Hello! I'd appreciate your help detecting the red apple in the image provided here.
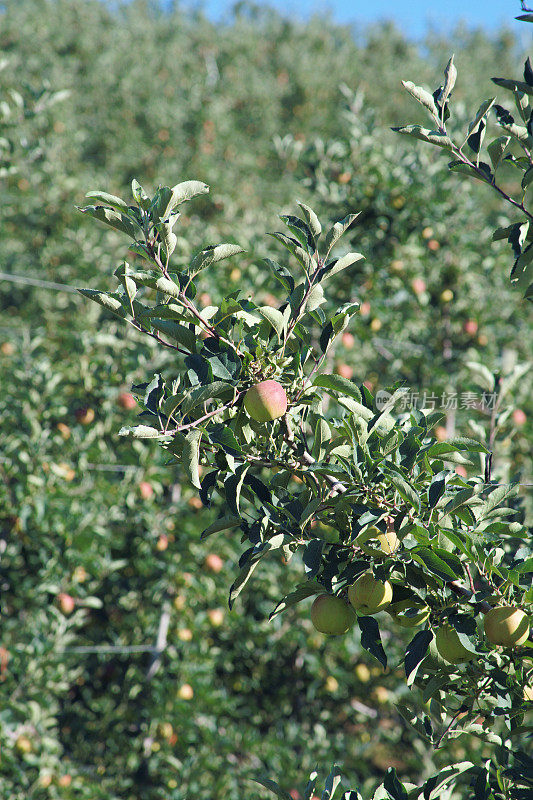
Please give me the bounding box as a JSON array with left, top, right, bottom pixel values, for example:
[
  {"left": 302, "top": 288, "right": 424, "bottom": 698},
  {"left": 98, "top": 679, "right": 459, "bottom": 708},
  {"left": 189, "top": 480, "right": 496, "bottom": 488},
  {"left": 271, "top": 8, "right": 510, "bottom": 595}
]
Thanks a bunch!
[
  {"left": 74, "top": 406, "right": 95, "bottom": 425},
  {"left": 411, "top": 278, "right": 427, "bottom": 295},
  {"left": 341, "top": 332, "right": 355, "bottom": 349},
  {"left": 463, "top": 320, "right": 478, "bottom": 336},
  {"left": 335, "top": 362, "right": 353, "bottom": 380},
  {"left": 117, "top": 392, "right": 137, "bottom": 410},
  {"left": 513, "top": 409, "right": 526, "bottom": 426},
  {"left": 205, "top": 553, "right": 224, "bottom": 574},
  {"left": 244, "top": 380, "right": 287, "bottom": 422},
  {"left": 58, "top": 593, "right": 75, "bottom": 615},
  {"left": 139, "top": 481, "right": 154, "bottom": 500}
]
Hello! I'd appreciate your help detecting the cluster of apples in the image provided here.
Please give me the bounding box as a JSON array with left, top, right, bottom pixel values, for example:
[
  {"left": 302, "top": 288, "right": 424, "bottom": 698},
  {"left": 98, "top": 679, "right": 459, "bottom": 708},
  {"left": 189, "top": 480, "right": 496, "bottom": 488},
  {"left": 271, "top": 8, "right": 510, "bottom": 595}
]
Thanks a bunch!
[{"left": 311, "top": 569, "right": 530, "bottom": 664}]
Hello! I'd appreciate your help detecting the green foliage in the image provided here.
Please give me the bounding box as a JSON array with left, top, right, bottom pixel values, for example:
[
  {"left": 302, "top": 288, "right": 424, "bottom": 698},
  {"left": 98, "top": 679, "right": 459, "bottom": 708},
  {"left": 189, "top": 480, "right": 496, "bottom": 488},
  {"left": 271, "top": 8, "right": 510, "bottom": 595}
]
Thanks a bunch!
[{"left": 1, "top": 2, "right": 532, "bottom": 799}]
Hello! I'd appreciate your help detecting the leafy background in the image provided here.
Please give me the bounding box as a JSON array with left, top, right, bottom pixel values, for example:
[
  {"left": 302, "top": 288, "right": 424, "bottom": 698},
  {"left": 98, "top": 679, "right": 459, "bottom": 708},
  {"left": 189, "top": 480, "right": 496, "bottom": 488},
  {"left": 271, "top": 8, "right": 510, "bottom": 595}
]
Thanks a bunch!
[{"left": 0, "top": 1, "right": 531, "bottom": 798}]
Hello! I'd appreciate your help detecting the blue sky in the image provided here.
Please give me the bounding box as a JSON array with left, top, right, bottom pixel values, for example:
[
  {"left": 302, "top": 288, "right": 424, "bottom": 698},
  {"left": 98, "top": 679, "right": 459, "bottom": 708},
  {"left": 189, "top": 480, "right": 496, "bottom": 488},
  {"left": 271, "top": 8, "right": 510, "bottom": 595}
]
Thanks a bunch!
[{"left": 191, "top": 1, "right": 524, "bottom": 38}]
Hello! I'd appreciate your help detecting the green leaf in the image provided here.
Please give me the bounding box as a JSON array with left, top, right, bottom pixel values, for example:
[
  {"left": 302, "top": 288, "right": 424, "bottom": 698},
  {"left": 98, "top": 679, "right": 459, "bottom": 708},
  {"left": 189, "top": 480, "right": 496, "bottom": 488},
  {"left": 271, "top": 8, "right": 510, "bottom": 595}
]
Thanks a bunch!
[
  {"left": 401, "top": 80, "right": 439, "bottom": 117},
  {"left": 441, "top": 55, "right": 457, "bottom": 106},
  {"left": 77, "top": 205, "right": 139, "bottom": 238},
  {"left": 387, "top": 474, "right": 421, "bottom": 513},
  {"left": 249, "top": 776, "right": 294, "bottom": 800},
  {"left": 391, "top": 125, "right": 453, "bottom": 148},
  {"left": 201, "top": 515, "right": 241, "bottom": 539},
  {"left": 257, "top": 306, "right": 286, "bottom": 340},
  {"left": 182, "top": 428, "right": 202, "bottom": 489},
  {"left": 412, "top": 548, "right": 458, "bottom": 580},
  {"left": 421, "top": 762, "right": 474, "bottom": 800},
  {"left": 321, "top": 252, "right": 364, "bottom": 281},
  {"left": 296, "top": 201, "right": 321, "bottom": 241},
  {"left": 269, "top": 584, "right": 321, "bottom": 619},
  {"left": 85, "top": 190, "right": 130, "bottom": 212},
  {"left": 487, "top": 135, "right": 511, "bottom": 171},
  {"left": 229, "top": 558, "right": 260, "bottom": 609},
  {"left": 383, "top": 768, "right": 408, "bottom": 800},
  {"left": 77, "top": 289, "right": 128, "bottom": 319},
  {"left": 322, "top": 765, "right": 343, "bottom": 800},
  {"left": 189, "top": 243, "right": 245, "bottom": 274},
  {"left": 151, "top": 319, "right": 196, "bottom": 351},
  {"left": 313, "top": 374, "right": 362, "bottom": 402},
  {"left": 405, "top": 630, "right": 433, "bottom": 687},
  {"left": 358, "top": 615, "right": 387, "bottom": 668},
  {"left": 448, "top": 160, "right": 492, "bottom": 182},
  {"left": 131, "top": 178, "right": 151, "bottom": 209},
  {"left": 492, "top": 77, "right": 533, "bottom": 97},
  {"left": 324, "top": 213, "right": 360, "bottom": 256}
]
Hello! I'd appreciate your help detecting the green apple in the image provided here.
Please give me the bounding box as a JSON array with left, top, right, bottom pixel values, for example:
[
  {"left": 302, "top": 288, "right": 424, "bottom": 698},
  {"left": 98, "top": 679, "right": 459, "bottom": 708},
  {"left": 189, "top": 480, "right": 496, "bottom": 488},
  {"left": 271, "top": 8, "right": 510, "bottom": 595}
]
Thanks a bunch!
[
  {"left": 348, "top": 573, "right": 392, "bottom": 615},
  {"left": 244, "top": 380, "right": 287, "bottom": 422},
  {"left": 388, "top": 599, "right": 430, "bottom": 628},
  {"left": 310, "top": 594, "right": 356, "bottom": 635},
  {"left": 435, "top": 624, "right": 475, "bottom": 664},
  {"left": 356, "top": 526, "right": 399, "bottom": 558},
  {"left": 483, "top": 606, "right": 530, "bottom": 647}
]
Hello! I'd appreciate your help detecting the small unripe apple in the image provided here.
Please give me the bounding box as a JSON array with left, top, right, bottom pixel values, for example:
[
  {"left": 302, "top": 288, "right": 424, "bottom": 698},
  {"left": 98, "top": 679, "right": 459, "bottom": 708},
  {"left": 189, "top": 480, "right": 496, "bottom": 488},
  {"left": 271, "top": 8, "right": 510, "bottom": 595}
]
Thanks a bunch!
[
  {"left": 422, "top": 226, "right": 433, "bottom": 239},
  {"left": 75, "top": 406, "right": 95, "bottom": 425},
  {"left": 310, "top": 594, "right": 356, "bottom": 635},
  {"left": 354, "top": 663, "right": 371, "bottom": 683},
  {"left": 173, "top": 594, "right": 186, "bottom": 610},
  {"left": 244, "top": 380, "right": 287, "bottom": 422},
  {"left": 483, "top": 606, "right": 530, "bottom": 647},
  {"left": 435, "top": 624, "right": 475, "bottom": 664},
  {"left": 391, "top": 259, "right": 404, "bottom": 272},
  {"left": 205, "top": 553, "right": 224, "bottom": 573},
  {"left": 348, "top": 573, "right": 392, "bottom": 615},
  {"left": 117, "top": 392, "right": 137, "bottom": 410},
  {"left": 440, "top": 289, "right": 454, "bottom": 303},
  {"left": 356, "top": 526, "right": 400, "bottom": 558},
  {"left": 139, "top": 481, "right": 154, "bottom": 500},
  {"left": 58, "top": 593, "right": 75, "bottom": 615},
  {"left": 0, "top": 341, "right": 15, "bottom": 356},
  {"left": 158, "top": 722, "right": 174, "bottom": 740},
  {"left": 513, "top": 409, "right": 526, "bottom": 426},
  {"left": 178, "top": 628, "right": 193, "bottom": 641},
  {"left": 15, "top": 735, "right": 32, "bottom": 754},
  {"left": 370, "top": 317, "right": 382, "bottom": 332},
  {"left": 56, "top": 422, "right": 71, "bottom": 439},
  {"left": 177, "top": 683, "right": 194, "bottom": 700},
  {"left": 325, "top": 675, "right": 339, "bottom": 692},
  {"left": 39, "top": 774, "right": 53, "bottom": 788},
  {"left": 372, "top": 686, "right": 389, "bottom": 704},
  {"left": 388, "top": 599, "right": 430, "bottom": 628}
]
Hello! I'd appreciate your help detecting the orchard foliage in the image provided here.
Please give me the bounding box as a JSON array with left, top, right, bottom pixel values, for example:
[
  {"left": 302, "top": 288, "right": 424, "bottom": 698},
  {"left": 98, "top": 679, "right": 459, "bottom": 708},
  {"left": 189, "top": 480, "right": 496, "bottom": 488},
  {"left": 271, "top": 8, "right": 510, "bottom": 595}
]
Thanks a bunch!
[{"left": 1, "top": 1, "right": 532, "bottom": 798}]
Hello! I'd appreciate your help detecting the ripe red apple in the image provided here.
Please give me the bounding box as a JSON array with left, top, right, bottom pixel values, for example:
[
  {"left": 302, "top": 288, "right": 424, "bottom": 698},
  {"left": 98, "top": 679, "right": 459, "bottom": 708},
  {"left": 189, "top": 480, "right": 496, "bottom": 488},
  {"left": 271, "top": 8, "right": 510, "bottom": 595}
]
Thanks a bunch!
[
  {"left": 463, "top": 320, "right": 478, "bottom": 336},
  {"left": 74, "top": 406, "right": 95, "bottom": 425},
  {"left": 139, "top": 481, "right": 154, "bottom": 500},
  {"left": 434, "top": 426, "right": 447, "bottom": 442},
  {"left": 360, "top": 301, "right": 371, "bottom": 316},
  {"left": 348, "top": 573, "right": 392, "bottom": 615},
  {"left": 117, "top": 392, "right": 137, "bottom": 410},
  {"left": 435, "top": 624, "right": 474, "bottom": 664},
  {"left": 455, "top": 465, "right": 467, "bottom": 478},
  {"left": 188, "top": 496, "right": 203, "bottom": 510},
  {"left": 58, "top": 775, "right": 72, "bottom": 788},
  {"left": 0, "top": 341, "right": 15, "bottom": 355},
  {"left": 207, "top": 608, "right": 224, "bottom": 627},
  {"left": 156, "top": 534, "right": 168, "bottom": 551},
  {"left": 483, "top": 606, "right": 530, "bottom": 647},
  {"left": 205, "top": 553, "right": 224, "bottom": 574},
  {"left": 513, "top": 409, "right": 526, "bottom": 426},
  {"left": 427, "top": 239, "right": 440, "bottom": 251},
  {"left": 244, "top": 380, "right": 287, "bottom": 422},
  {"left": 310, "top": 594, "right": 356, "bottom": 635},
  {"left": 334, "top": 362, "right": 353, "bottom": 380},
  {"left": 341, "top": 332, "right": 355, "bottom": 349},
  {"left": 411, "top": 278, "right": 427, "bottom": 295},
  {"left": 58, "top": 593, "right": 75, "bottom": 615},
  {"left": 56, "top": 422, "right": 71, "bottom": 440}
]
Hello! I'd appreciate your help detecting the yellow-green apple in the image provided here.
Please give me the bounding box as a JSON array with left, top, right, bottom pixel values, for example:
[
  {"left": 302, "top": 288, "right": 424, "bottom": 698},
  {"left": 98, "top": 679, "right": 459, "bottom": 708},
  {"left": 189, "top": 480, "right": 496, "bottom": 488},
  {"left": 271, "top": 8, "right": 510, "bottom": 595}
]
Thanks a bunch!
[
  {"left": 310, "top": 594, "right": 356, "bottom": 635},
  {"left": 483, "top": 606, "right": 530, "bottom": 647},
  {"left": 435, "top": 624, "right": 475, "bottom": 664},
  {"left": 244, "top": 380, "right": 287, "bottom": 422},
  {"left": 388, "top": 599, "right": 430, "bottom": 628},
  {"left": 356, "top": 526, "right": 399, "bottom": 558},
  {"left": 348, "top": 573, "right": 392, "bottom": 615}
]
